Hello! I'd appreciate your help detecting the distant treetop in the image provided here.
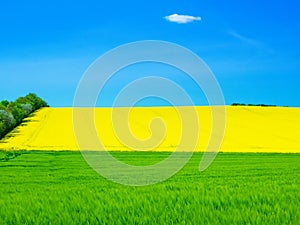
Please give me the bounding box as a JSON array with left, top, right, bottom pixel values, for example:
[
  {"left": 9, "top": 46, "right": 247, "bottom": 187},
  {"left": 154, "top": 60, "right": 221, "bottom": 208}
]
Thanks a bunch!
[{"left": 231, "top": 103, "right": 285, "bottom": 107}]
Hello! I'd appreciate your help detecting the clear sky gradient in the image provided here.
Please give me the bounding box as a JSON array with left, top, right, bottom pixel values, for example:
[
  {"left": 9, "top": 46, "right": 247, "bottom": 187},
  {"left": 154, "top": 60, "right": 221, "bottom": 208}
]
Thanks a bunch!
[{"left": 0, "top": 0, "right": 299, "bottom": 107}]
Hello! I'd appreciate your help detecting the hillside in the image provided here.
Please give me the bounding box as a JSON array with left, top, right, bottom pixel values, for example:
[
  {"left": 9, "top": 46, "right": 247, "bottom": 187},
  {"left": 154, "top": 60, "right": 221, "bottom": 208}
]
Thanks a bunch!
[{"left": 0, "top": 106, "right": 299, "bottom": 152}]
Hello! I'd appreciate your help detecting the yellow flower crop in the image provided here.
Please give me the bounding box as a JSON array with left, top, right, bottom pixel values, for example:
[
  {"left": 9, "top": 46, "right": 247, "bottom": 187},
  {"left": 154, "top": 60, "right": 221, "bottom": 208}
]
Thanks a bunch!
[{"left": 0, "top": 106, "right": 299, "bottom": 152}]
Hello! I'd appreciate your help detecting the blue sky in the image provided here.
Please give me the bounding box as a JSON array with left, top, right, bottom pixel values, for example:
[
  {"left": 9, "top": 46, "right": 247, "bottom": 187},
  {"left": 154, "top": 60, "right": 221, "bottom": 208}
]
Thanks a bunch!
[{"left": 0, "top": 0, "right": 299, "bottom": 107}]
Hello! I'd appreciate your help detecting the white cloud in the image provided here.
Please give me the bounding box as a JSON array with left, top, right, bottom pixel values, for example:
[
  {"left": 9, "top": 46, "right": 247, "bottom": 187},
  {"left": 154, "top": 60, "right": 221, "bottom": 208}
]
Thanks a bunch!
[{"left": 164, "top": 14, "right": 201, "bottom": 24}]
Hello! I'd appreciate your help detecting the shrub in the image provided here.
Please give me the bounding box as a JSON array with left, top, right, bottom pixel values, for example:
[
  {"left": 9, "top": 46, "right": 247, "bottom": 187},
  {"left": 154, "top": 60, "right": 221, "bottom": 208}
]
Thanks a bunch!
[
  {"left": 0, "top": 93, "right": 48, "bottom": 139},
  {"left": 7, "top": 102, "right": 26, "bottom": 125},
  {"left": 16, "top": 93, "right": 48, "bottom": 111},
  {"left": 0, "top": 100, "right": 9, "bottom": 107},
  {"left": 21, "top": 104, "right": 33, "bottom": 115},
  {"left": 0, "top": 120, "right": 6, "bottom": 138},
  {"left": 0, "top": 110, "right": 16, "bottom": 130}
]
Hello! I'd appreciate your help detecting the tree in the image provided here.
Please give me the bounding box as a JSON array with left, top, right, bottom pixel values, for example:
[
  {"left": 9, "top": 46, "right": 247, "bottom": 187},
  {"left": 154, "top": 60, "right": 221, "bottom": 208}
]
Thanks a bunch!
[
  {"left": 16, "top": 93, "right": 48, "bottom": 111},
  {"left": 0, "top": 93, "right": 48, "bottom": 140},
  {"left": 0, "top": 100, "right": 9, "bottom": 107},
  {"left": 21, "top": 104, "right": 33, "bottom": 115},
  {"left": 7, "top": 102, "right": 26, "bottom": 125},
  {"left": 0, "top": 109, "right": 16, "bottom": 130},
  {"left": 0, "top": 120, "right": 6, "bottom": 138},
  {"left": 0, "top": 104, "right": 6, "bottom": 110}
]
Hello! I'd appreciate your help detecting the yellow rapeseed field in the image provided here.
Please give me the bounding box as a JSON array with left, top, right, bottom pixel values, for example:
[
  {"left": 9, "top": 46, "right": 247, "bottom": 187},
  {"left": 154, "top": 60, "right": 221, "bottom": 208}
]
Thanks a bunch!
[{"left": 0, "top": 106, "right": 299, "bottom": 152}]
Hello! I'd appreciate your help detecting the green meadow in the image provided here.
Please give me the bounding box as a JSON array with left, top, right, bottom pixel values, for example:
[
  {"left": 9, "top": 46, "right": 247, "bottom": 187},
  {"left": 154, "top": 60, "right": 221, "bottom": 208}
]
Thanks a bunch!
[{"left": 0, "top": 151, "right": 299, "bottom": 225}]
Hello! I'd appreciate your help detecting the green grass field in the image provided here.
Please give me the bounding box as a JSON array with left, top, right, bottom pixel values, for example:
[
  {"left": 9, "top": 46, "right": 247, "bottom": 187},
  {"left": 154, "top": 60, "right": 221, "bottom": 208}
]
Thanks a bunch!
[{"left": 0, "top": 151, "right": 299, "bottom": 225}]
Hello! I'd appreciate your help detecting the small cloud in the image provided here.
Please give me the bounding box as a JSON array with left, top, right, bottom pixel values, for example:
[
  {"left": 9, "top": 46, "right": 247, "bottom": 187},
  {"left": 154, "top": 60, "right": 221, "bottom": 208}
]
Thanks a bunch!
[{"left": 164, "top": 13, "right": 201, "bottom": 24}]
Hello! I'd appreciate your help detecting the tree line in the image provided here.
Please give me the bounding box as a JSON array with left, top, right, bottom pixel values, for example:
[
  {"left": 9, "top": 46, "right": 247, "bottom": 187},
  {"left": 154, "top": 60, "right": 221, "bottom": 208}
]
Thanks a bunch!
[
  {"left": 0, "top": 93, "right": 48, "bottom": 139},
  {"left": 231, "top": 103, "right": 283, "bottom": 107}
]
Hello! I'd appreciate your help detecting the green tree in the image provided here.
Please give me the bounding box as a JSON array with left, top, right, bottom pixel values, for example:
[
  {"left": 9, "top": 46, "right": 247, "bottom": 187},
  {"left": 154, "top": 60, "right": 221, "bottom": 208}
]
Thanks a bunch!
[
  {"left": 7, "top": 102, "right": 26, "bottom": 125},
  {"left": 21, "top": 104, "right": 33, "bottom": 115},
  {"left": 0, "top": 120, "right": 6, "bottom": 138},
  {"left": 0, "top": 93, "right": 48, "bottom": 140},
  {"left": 16, "top": 93, "right": 48, "bottom": 111},
  {"left": 0, "top": 100, "right": 9, "bottom": 107},
  {"left": 0, "top": 110, "right": 16, "bottom": 130}
]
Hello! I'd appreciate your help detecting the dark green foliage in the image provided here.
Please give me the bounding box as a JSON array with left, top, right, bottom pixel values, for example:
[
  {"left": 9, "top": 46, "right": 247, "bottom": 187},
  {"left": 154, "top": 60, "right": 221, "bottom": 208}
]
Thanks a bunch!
[
  {"left": 0, "top": 100, "right": 9, "bottom": 107},
  {"left": 0, "top": 151, "right": 21, "bottom": 161},
  {"left": 0, "top": 109, "right": 15, "bottom": 139},
  {"left": 0, "top": 110, "right": 16, "bottom": 131},
  {"left": 0, "top": 151, "right": 299, "bottom": 225},
  {"left": 0, "top": 121, "right": 6, "bottom": 137},
  {"left": 231, "top": 103, "right": 284, "bottom": 107},
  {"left": 16, "top": 93, "right": 49, "bottom": 111},
  {"left": 0, "top": 93, "right": 48, "bottom": 139},
  {"left": 7, "top": 102, "right": 26, "bottom": 125},
  {"left": 232, "top": 103, "right": 247, "bottom": 106},
  {"left": 21, "top": 103, "right": 33, "bottom": 115}
]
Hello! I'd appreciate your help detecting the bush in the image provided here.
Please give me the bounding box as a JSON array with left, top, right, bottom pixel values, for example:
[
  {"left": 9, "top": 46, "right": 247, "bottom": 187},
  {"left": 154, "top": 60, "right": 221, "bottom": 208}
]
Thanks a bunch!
[
  {"left": 21, "top": 104, "right": 33, "bottom": 115},
  {"left": 16, "top": 93, "right": 48, "bottom": 111},
  {"left": 7, "top": 102, "right": 26, "bottom": 125},
  {"left": 0, "top": 93, "right": 48, "bottom": 139},
  {"left": 0, "top": 110, "right": 16, "bottom": 131},
  {"left": 0, "top": 100, "right": 9, "bottom": 107},
  {"left": 0, "top": 121, "right": 6, "bottom": 139},
  {"left": 231, "top": 103, "right": 278, "bottom": 107}
]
